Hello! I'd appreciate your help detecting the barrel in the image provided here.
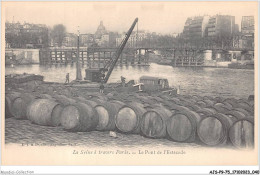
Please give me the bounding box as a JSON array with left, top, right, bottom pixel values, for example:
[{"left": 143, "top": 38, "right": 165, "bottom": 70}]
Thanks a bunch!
[
  {"left": 229, "top": 118, "right": 254, "bottom": 149},
  {"left": 202, "top": 99, "right": 214, "bottom": 107},
  {"left": 35, "top": 84, "right": 49, "bottom": 94},
  {"left": 166, "top": 108, "right": 202, "bottom": 142},
  {"left": 237, "top": 102, "right": 254, "bottom": 115},
  {"left": 248, "top": 95, "right": 254, "bottom": 107},
  {"left": 222, "top": 101, "right": 233, "bottom": 109},
  {"left": 95, "top": 100, "right": 125, "bottom": 131},
  {"left": 46, "top": 85, "right": 56, "bottom": 95},
  {"left": 182, "top": 95, "right": 197, "bottom": 104},
  {"left": 213, "top": 103, "right": 231, "bottom": 114},
  {"left": 225, "top": 110, "right": 246, "bottom": 120},
  {"left": 214, "top": 96, "right": 224, "bottom": 103},
  {"left": 197, "top": 107, "right": 217, "bottom": 116},
  {"left": 192, "top": 95, "right": 203, "bottom": 102},
  {"left": 53, "top": 94, "right": 77, "bottom": 106},
  {"left": 141, "top": 105, "right": 172, "bottom": 138},
  {"left": 11, "top": 93, "right": 37, "bottom": 119},
  {"left": 168, "top": 97, "right": 181, "bottom": 104},
  {"left": 196, "top": 101, "right": 207, "bottom": 108},
  {"left": 223, "top": 98, "right": 238, "bottom": 108},
  {"left": 89, "top": 94, "right": 108, "bottom": 101},
  {"left": 185, "top": 104, "right": 201, "bottom": 112},
  {"left": 177, "top": 99, "right": 194, "bottom": 108},
  {"left": 26, "top": 80, "right": 41, "bottom": 92},
  {"left": 27, "top": 99, "right": 63, "bottom": 126},
  {"left": 60, "top": 102, "right": 98, "bottom": 132},
  {"left": 115, "top": 101, "right": 146, "bottom": 134},
  {"left": 74, "top": 97, "right": 98, "bottom": 108},
  {"left": 5, "top": 92, "right": 22, "bottom": 118},
  {"left": 34, "top": 93, "right": 53, "bottom": 99},
  {"left": 197, "top": 113, "right": 237, "bottom": 146},
  {"left": 203, "top": 96, "right": 214, "bottom": 101},
  {"left": 233, "top": 108, "right": 251, "bottom": 117},
  {"left": 60, "top": 87, "right": 72, "bottom": 97}
]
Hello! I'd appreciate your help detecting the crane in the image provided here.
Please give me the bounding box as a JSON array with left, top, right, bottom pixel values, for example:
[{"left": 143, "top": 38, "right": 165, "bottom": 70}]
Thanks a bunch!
[{"left": 84, "top": 18, "right": 138, "bottom": 83}]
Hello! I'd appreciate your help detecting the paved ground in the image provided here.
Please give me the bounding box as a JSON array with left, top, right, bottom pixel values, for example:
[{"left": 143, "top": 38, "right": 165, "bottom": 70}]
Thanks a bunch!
[{"left": 5, "top": 117, "right": 201, "bottom": 149}]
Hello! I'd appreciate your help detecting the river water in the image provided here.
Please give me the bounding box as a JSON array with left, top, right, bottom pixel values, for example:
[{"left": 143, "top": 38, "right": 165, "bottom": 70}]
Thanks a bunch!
[{"left": 5, "top": 63, "right": 254, "bottom": 99}]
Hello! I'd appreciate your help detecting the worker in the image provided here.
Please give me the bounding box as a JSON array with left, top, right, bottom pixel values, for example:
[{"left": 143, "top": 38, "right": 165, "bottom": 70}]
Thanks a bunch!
[
  {"left": 100, "top": 81, "right": 105, "bottom": 93},
  {"left": 65, "top": 73, "right": 69, "bottom": 84},
  {"left": 121, "top": 76, "right": 126, "bottom": 87}
]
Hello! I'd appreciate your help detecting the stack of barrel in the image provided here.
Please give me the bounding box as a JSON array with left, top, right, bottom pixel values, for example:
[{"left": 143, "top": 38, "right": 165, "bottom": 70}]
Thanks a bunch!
[{"left": 5, "top": 82, "right": 254, "bottom": 149}]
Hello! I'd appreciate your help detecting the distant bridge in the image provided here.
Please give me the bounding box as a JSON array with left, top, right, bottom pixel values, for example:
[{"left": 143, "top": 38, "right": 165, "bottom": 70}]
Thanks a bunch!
[{"left": 39, "top": 46, "right": 254, "bottom": 67}]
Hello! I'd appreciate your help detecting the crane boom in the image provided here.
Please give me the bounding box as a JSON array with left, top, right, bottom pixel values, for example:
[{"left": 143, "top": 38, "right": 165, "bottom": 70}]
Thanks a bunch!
[{"left": 103, "top": 18, "right": 138, "bottom": 83}]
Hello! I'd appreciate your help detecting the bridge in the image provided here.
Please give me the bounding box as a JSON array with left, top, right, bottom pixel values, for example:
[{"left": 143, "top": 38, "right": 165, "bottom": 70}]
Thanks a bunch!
[{"left": 39, "top": 46, "right": 254, "bottom": 67}]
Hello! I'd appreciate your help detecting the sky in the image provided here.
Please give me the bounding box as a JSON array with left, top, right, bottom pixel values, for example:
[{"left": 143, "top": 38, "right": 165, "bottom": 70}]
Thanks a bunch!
[{"left": 3, "top": 1, "right": 258, "bottom": 35}]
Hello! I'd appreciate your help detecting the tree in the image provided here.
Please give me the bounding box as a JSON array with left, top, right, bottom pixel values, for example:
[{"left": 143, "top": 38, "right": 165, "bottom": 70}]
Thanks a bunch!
[{"left": 51, "top": 24, "right": 66, "bottom": 47}]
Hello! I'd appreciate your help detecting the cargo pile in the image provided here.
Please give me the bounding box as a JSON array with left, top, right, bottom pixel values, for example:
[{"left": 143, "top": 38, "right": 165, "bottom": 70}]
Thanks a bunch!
[{"left": 5, "top": 76, "right": 254, "bottom": 149}]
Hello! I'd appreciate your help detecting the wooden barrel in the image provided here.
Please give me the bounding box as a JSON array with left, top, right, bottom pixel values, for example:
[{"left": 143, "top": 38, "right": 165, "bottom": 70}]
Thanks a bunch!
[
  {"left": 34, "top": 93, "right": 53, "bottom": 99},
  {"left": 233, "top": 108, "right": 251, "bottom": 117},
  {"left": 225, "top": 110, "right": 246, "bottom": 120},
  {"left": 177, "top": 99, "right": 194, "bottom": 108},
  {"left": 164, "top": 102, "right": 191, "bottom": 115},
  {"left": 11, "top": 93, "right": 37, "bottom": 119},
  {"left": 26, "top": 80, "right": 41, "bottom": 92},
  {"left": 5, "top": 92, "right": 22, "bottom": 118},
  {"left": 35, "top": 84, "right": 49, "bottom": 94},
  {"left": 141, "top": 105, "right": 172, "bottom": 138},
  {"left": 196, "top": 101, "right": 207, "bottom": 108},
  {"left": 247, "top": 95, "right": 254, "bottom": 107},
  {"left": 237, "top": 102, "right": 254, "bottom": 115},
  {"left": 95, "top": 100, "right": 125, "bottom": 131},
  {"left": 55, "top": 86, "right": 64, "bottom": 95},
  {"left": 46, "top": 85, "right": 56, "bottom": 95},
  {"left": 222, "top": 101, "right": 233, "bottom": 109},
  {"left": 203, "top": 99, "right": 214, "bottom": 107},
  {"left": 115, "top": 101, "right": 146, "bottom": 134},
  {"left": 166, "top": 108, "right": 202, "bottom": 142},
  {"left": 27, "top": 99, "right": 63, "bottom": 126},
  {"left": 214, "top": 96, "right": 224, "bottom": 103},
  {"left": 197, "top": 107, "right": 217, "bottom": 116},
  {"left": 223, "top": 98, "right": 238, "bottom": 108},
  {"left": 203, "top": 96, "right": 214, "bottom": 101},
  {"left": 168, "top": 97, "right": 181, "bottom": 104},
  {"left": 213, "top": 103, "right": 231, "bottom": 114},
  {"left": 89, "top": 94, "right": 108, "bottom": 101},
  {"left": 74, "top": 97, "right": 98, "bottom": 107},
  {"left": 185, "top": 104, "right": 201, "bottom": 112},
  {"left": 53, "top": 94, "right": 77, "bottom": 106},
  {"left": 60, "top": 102, "right": 98, "bottom": 132},
  {"left": 229, "top": 118, "right": 254, "bottom": 149},
  {"left": 182, "top": 95, "right": 197, "bottom": 103},
  {"left": 192, "top": 95, "right": 203, "bottom": 102},
  {"left": 197, "top": 113, "right": 237, "bottom": 146},
  {"left": 60, "top": 87, "right": 72, "bottom": 97}
]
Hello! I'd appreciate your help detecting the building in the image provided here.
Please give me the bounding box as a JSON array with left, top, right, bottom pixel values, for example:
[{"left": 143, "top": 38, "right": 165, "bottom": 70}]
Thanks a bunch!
[
  {"left": 183, "top": 18, "right": 192, "bottom": 40},
  {"left": 182, "top": 16, "right": 210, "bottom": 40},
  {"left": 95, "top": 21, "right": 108, "bottom": 39},
  {"left": 62, "top": 33, "right": 77, "bottom": 47},
  {"left": 207, "top": 15, "right": 236, "bottom": 38},
  {"left": 240, "top": 16, "right": 254, "bottom": 48},
  {"left": 5, "top": 21, "right": 49, "bottom": 48},
  {"left": 115, "top": 30, "right": 148, "bottom": 47},
  {"left": 80, "top": 34, "right": 94, "bottom": 47},
  {"left": 241, "top": 16, "right": 254, "bottom": 36},
  {"left": 190, "top": 16, "right": 210, "bottom": 38},
  {"left": 108, "top": 32, "right": 119, "bottom": 47}
]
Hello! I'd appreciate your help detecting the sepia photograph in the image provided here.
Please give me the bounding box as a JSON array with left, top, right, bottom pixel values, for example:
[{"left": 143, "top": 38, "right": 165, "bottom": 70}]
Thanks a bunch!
[{"left": 1, "top": 1, "right": 259, "bottom": 172}]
